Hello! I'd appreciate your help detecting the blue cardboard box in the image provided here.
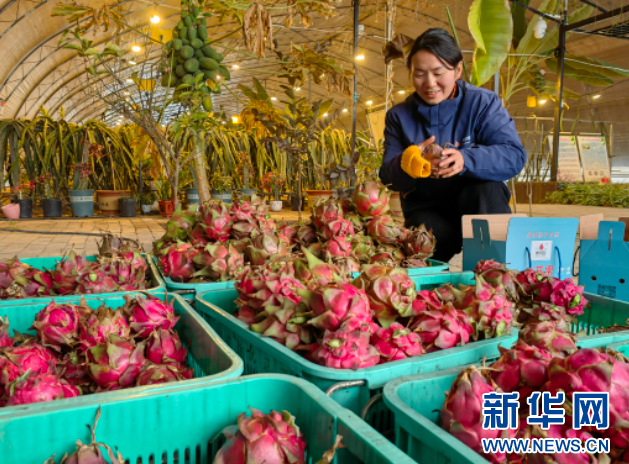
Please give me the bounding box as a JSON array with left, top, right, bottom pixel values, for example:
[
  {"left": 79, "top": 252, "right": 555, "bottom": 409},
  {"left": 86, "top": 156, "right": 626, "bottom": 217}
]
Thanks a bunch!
[
  {"left": 462, "top": 214, "right": 579, "bottom": 279},
  {"left": 579, "top": 214, "right": 629, "bottom": 302}
]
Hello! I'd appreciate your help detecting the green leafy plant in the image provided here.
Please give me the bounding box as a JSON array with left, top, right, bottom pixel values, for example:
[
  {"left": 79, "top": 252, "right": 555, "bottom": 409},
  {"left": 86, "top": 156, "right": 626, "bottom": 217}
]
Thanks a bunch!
[
  {"left": 157, "top": 177, "right": 172, "bottom": 201},
  {"left": 544, "top": 183, "right": 629, "bottom": 208},
  {"left": 260, "top": 172, "right": 285, "bottom": 200},
  {"left": 211, "top": 172, "right": 234, "bottom": 193},
  {"left": 136, "top": 191, "right": 156, "bottom": 205}
]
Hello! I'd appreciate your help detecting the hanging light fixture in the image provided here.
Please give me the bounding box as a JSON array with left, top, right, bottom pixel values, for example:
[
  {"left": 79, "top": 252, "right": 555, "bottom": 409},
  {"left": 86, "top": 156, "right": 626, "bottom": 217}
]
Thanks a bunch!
[
  {"left": 527, "top": 95, "right": 537, "bottom": 108},
  {"left": 150, "top": 14, "right": 160, "bottom": 24},
  {"left": 131, "top": 45, "right": 141, "bottom": 52}
]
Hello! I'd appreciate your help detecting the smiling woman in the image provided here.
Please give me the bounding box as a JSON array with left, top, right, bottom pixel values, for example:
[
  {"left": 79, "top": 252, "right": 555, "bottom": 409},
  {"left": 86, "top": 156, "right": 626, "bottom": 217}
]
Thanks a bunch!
[{"left": 379, "top": 28, "right": 527, "bottom": 263}]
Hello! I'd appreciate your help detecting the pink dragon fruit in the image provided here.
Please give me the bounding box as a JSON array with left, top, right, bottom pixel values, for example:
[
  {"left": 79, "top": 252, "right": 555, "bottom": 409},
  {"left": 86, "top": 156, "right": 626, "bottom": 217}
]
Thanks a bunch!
[
  {"left": 518, "top": 321, "right": 577, "bottom": 358},
  {"left": 517, "top": 301, "right": 575, "bottom": 330},
  {"left": 135, "top": 363, "right": 192, "bottom": 385},
  {"left": 318, "top": 218, "right": 355, "bottom": 241},
  {"left": 441, "top": 365, "right": 517, "bottom": 464},
  {"left": 0, "top": 256, "right": 20, "bottom": 290},
  {"left": 78, "top": 304, "right": 130, "bottom": 350},
  {"left": 87, "top": 334, "right": 146, "bottom": 390},
  {"left": 369, "top": 243, "right": 406, "bottom": 266},
  {"left": 410, "top": 303, "right": 473, "bottom": 351},
  {"left": 296, "top": 223, "right": 317, "bottom": 244},
  {"left": 199, "top": 200, "right": 233, "bottom": 242},
  {"left": 189, "top": 222, "right": 210, "bottom": 246},
  {"left": 124, "top": 294, "right": 179, "bottom": 337},
  {"left": 366, "top": 216, "right": 404, "bottom": 244},
  {"left": 345, "top": 211, "right": 365, "bottom": 233},
  {"left": 31, "top": 301, "right": 80, "bottom": 348},
  {"left": 403, "top": 225, "right": 436, "bottom": 260},
  {"left": 146, "top": 329, "right": 187, "bottom": 364},
  {"left": 230, "top": 194, "right": 268, "bottom": 221},
  {"left": 549, "top": 277, "right": 588, "bottom": 316},
  {"left": 312, "top": 327, "right": 380, "bottom": 369},
  {"left": 5, "top": 372, "right": 79, "bottom": 406},
  {"left": 0, "top": 262, "right": 53, "bottom": 299},
  {"left": 353, "top": 180, "right": 390, "bottom": 217},
  {"left": 192, "top": 243, "right": 245, "bottom": 281},
  {"left": 236, "top": 260, "right": 306, "bottom": 312},
  {"left": 295, "top": 247, "right": 342, "bottom": 287},
  {"left": 351, "top": 235, "right": 375, "bottom": 263},
  {"left": 277, "top": 222, "right": 299, "bottom": 244},
  {"left": 516, "top": 268, "right": 551, "bottom": 301},
  {"left": 371, "top": 322, "right": 423, "bottom": 363},
  {"left": 543, "top": 348, "right": 629, "bottom": 449},
  {"left": 49, "top": 251, "right": 94, "bottom": 295},
  {"left": 312, "top": 198, "right": 344, "bottom": 230},
  {"left": 486, "top": 338, "right": 553, "bottom": 403},
  {"left": 57, "top": 350, "right": 94, "bottom": 391},
  {"left": 248, "top": 298, "right": 315, "bottom": 351},
  {"left": 412, "top": 289, "right": 444, "bottom": 312},
  {"left": 244, "top": 233, "right": 289, "bottom": 266},
  {"left": 0, "top": 315, "right": 13, "bottom": 348},
  {"left": 299, "top": 282, "right": 373, "bottom": 332},
  {"left": 323, "top": 236, "right": 352, "bottom": 259},
  {"left": 162, "top": 204, "right": 197, "bottom": 243},
  {"left": 473, "top": 260, "right": 519, "bottom": 302},
  {"left": 352, "top": 265, "right": 417, "bottom": 328},
  {"left": 213, "top": 407, "right": 307, "bottom": 464},
  {"left": 160, "top": 242, "right": 198, "bottom": 282},
  {"left": 77, "top": 269, "right": 119, "bottom": 294},
  {"left": 0, "top": 342, "right": 57, "bottom": 386},
  {"left": 458, "top": 276, "right": 514, "bottom": 340}
]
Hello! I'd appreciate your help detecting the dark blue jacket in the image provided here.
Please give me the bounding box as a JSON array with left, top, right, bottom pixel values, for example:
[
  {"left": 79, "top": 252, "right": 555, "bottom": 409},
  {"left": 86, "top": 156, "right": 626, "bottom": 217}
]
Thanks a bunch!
[{"left": 379, "top": 81, "right": 526, "bottom": 213}]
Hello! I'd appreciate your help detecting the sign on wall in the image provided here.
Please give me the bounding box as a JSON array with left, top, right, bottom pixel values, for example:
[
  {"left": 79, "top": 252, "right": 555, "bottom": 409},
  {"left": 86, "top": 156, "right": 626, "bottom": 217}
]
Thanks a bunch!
[
  {"left": 577, "top": 135, "right": 611, "bottom": 182},
  {"left": 547, "top": 135, "right": 584, "bottom": 182}
]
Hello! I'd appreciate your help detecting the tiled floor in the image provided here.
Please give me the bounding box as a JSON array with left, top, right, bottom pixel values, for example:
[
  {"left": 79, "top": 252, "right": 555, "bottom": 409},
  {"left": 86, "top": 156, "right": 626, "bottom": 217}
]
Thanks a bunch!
[{"left": 1, "top": 204, "right": 627, "bottom": 272}]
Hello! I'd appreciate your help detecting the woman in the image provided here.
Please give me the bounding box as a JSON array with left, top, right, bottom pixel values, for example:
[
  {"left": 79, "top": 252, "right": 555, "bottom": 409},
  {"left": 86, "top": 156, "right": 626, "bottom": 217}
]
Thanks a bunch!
[{"left": 379, "top": 28, "right": 526, "bottom": 263}]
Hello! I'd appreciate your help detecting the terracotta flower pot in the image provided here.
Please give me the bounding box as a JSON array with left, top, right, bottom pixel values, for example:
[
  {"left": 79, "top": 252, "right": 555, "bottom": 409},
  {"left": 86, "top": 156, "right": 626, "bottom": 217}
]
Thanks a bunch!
[{"left": 158, "top": 200, "right": 174, "bottom": 217}]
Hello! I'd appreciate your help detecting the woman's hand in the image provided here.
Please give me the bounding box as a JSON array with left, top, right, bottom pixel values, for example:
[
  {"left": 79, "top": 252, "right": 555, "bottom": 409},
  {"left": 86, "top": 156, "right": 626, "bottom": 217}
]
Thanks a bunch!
[{"left": 438, "top": 147, "right": 465, "bottom": 178}]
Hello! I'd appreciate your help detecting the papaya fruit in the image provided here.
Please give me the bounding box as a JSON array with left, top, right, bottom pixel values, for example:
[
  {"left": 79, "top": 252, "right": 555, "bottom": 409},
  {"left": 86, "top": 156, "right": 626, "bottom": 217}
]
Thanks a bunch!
[
  {"left": 179, "top": 26, "right": 188, "bottom": 39},
  {"left": 202, "top": 96, "right": 213, "bottom": 111},
  {"left": 184, "top": 58, "right": 199, "bottom": 73},
  {"left": 192, "top": 5, "right": 200, "bottom": 17},
  {"left": 172, "top": 30, "right": 179, "bottom": 38},
  {"left": 182, "top": 74, "right": 195, "bottom": 86},
  {"left": 177, "top": 21, "right": 184, "bottom": 29},
  {"left": 203, "top": 69, "right": 218, "bottom": 80},
  {"left": 200, "top": 85, "right": 210, "bottom": 94},
  {"left": 201, "top": 45, "right": 222, "bottom": 62},
  {"left": 181, "top": 10, "right": 188, "bottom": 17},
  {"left": 197, "top": 24, "right": 208, "bottom": 41},
  {"left": 184, "top": 16, "right": 192, "bottom": 27},
  {"left": 181, "top": 38, "right": 190, "bottom": 46},
  {"left": 161, "top": 73, "right": 177, "bottom": 87},
  {"left": 190, "top": 38, "right": 203, "bottom": 49},
  {"left": 188, "top": 27, "right": 197, "bottom": 41},
  {"left": 177, "top": 56, "right": 185, "bottom": 64},
  {"left": 180, "top": 45, "right": 194, "bottom": 59},
  {"left": 217, "top": 65, "right": 230, "bottom": 81},
  {"left": 194, "top": 49, "right": 204, "bottom": 59},
  {"left": 172, "top": 38, "right": 183, "bottom": 51},
  {"left": 199, "top": 57, "right": 219, "bottom": 70},
  {"left": 175, "top": 64, "right": 186, "bottom": 77}
]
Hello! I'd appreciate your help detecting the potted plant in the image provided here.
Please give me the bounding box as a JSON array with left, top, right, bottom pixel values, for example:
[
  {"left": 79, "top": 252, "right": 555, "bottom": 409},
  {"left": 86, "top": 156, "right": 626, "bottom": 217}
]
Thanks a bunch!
[
  {"left": 118, "top": 193, "right": 137, "bottom": 217},
  {"left": 157, "top": 177, "right": 174, "bottom": 217},
  {"left": 11, "top": 185, "right": 33, "bottom": 218},
  {"left": 137, "top": 192, "right": 155, "bottom": 215},
  {"left": 93, "top": 143, "right": 131, "bottom": 216},
  {"left": 211, "top": 172, "right": 234, "bottom": 204},
  {"left": 236, "top": 151, "right": 256, "bottom": 196},
  {"left": 260, "top": 172, "right": 285, "bottom": 212},
  {"left": 69, "top": 155, "right": 95, "bottom": 218},
  {"left": 36, "top": 172, "right": 63, "bottom": 218}
]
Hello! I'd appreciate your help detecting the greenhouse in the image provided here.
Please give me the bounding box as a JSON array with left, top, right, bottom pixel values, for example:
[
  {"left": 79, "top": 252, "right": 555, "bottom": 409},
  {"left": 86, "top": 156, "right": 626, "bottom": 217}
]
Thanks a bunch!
[{"left": 1, "top": 0, "right": 629, "bottom": 463}]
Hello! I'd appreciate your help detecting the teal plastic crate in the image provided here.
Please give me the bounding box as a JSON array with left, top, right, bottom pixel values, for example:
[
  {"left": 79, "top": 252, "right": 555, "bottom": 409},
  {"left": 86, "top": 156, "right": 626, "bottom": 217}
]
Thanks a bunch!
[
  {"left": 0, "top": 292, "right": 243, "bottom": 416},
  {"left": 0, "top": 374, "right": 418, "bottom": 464},
  {"left": 0, "top": 254, "right": 166, "bottom": 305},
  {"left": 155, "top": 256, "right": 449, "bottom": 295},
  {"left": 383, "top": 334, "right": 629, "bottom": 464},
  {"left": 194, "top": 271, "right": 519, "bottom": 433}
]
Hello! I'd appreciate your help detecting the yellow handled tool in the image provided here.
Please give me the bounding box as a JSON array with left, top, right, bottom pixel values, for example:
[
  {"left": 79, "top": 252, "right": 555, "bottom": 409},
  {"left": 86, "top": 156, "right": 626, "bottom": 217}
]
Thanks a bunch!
[{"left": 400, "top": 145, "right": 431, "bottom": 179}]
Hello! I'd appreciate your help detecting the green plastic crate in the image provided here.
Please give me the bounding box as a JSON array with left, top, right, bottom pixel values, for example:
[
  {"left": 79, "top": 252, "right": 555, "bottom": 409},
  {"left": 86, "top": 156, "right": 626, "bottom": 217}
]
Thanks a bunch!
[
  {"left": 194, "top": 271, "right": 519, "bottom": 432},
  {"left": 0, "top": 374, "right": 418, "bottom": 464},
  {"left": 383, "top": 334, "right": 629, "bottom": 464},
  {"left": 0, "top": 254, "right": 166, "bottom": 305},
  {"left": 0, "top": 292, "right": 243, "bottom": 416},
  {"left": 155, "top": 255, "right": 449, "bottom": 296}
]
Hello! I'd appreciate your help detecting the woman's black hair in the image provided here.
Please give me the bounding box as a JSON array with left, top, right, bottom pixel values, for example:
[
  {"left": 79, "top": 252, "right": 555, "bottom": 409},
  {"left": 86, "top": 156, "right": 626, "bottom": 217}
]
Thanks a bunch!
[{"left": 407, "top": 28, "right": 463, "bottom": 71}]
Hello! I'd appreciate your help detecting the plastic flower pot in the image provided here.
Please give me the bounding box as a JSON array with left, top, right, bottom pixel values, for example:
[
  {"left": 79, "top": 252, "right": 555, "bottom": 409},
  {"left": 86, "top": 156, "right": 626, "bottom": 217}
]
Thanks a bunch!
[
  {"left": 158, "top": 200, "right": 174, "bottom": 217},
  {"left": 1, "top": 203, "right": 20, "bottom": 219},
  {"left": 270, "top": 200, "right": 283, "bottom": 212},
  {"left": 118, "top": 198, "right": 137, "bottom": 217},
  {"left": 186, "top": 189, "right": 199, "bottom": 205},
  {"left": 291, "top": 195, "right": 307, "bottom": 211},
  {"left": 141, "top": 204, "right": 152, "bottom": 214},
  {"left": 96, "top": 190, "right": 131, "bottom": 216},
  {"left": 16, "top": 198, "right": 32, "bottom": 218},
  {"left": 41, "top": 198, "right": 62, "bottom": 218},
  {"left": 69, "top": 189, "right": 94, "bottom": 217},
  {"left": 211, "top": 190, "right": 232, "bottom": 204}
]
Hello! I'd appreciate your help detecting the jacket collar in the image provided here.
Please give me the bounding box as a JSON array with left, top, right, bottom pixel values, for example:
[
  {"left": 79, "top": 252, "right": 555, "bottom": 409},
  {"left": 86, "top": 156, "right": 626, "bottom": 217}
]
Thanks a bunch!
[{"left": 411, "top": 80, "right": 464, "bottom": 128}]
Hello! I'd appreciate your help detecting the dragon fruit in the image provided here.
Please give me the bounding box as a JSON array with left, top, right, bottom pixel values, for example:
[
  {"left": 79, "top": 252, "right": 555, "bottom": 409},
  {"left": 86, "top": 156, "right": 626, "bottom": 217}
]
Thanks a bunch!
[
  {"left": 410, "top": 303, "right": 473, "bottom": 351},
  {"left": 403, "top": 225, "right": 436, "bottom": 260},
  {"left": 517, "top": 301, "right": 574, "bottom": 330},
  {"left": 0, "top": 261, "right": 53, "bottom": 299},
  {"left": 0, "top": 315, "right": 13, "bottom": 348},
  {"left": 353, "top": 180, "right": 390, "bottom": 217},
  {"left": 77, "top": 269, "right": 119, "bottom": 294},
  {"left": 296, "top": 223, "right": 317, "bottom": 244},
  {"left": 312, "top": 198, "right": 344, "bottom": 230},
  {"left": 352, "top": 265, "right": 417, "bottom": 328},
  {"left": 516, "top": 268, "right": 547, "bottom": 296},
  {"left": 255, "top": 215, "right": 277, "bottom": 235},
  {"left": 474, "top": 260, "right": 519, "bottom": 301},
  {"left": 160, "top": 241, "right": 197, "bottom": 282},
  {"left": 5, "top": 372, "right": 79, "bottom": 406},
  {"left": 441, "top": 365, "right": 517, "bottom": 464},
  {"left": 136, "top": 363, "right": 192, "bottom": 386},
  {"left": 163, "top": 204, "right": 197, "bottom": 242},
  {"left": 369, "top": 243, "right": 405, "bottom": 265},
  {"left": 371, "top": 322, "right": 423, "bottom": 363},
  {"left": 244, "top": 233, "right": 289, "bottom": 266},
  {"left": 31, "top": 301, "right": 80, "bottom": 348},
  {"left": 49, "top": 251, "right": 94, "bottom": 295},
  {"left": 249, "top": 298, "right": 315, "bottom": 351},
  {"left": 192, "top": 243, "right": 245, "bottom": 281},
  {"left": 366, "top": 215, "right": 404, "bottom": 244},
  {"left": 518, "top": 321, "right": 577, "bottom": 358},
  {"left": 189, "top": 222, "right": 210, "bottom": 246},
  {"left": 299, "top": 282, "right": 372, "bottom": 332},
  {"left": 103, "top": 251, "right": 148, "bottom": 289},
  {"left": 318, "top": 218, "right": 354, "bottom": 241},
  {"left": 213, "top": 407, "right": 307, "bottom": 464},
  {"left": 323, "top": 236, "right": 352, "bottom": 259},
  {"left": 87, "top": 334, "right": 146, "bottom": 390},
  {"left": 295, "top": 247, "right": 342, "bottom": 287},
  {"left": 124, "top": 294, "right": 179, "bottom": 337},
  {"left": 0, "top": 256, "right": 20, "bottom": 290},
  {"left": 277, "top": 222, "right": 299, "bottom": 244},
  {"left": 345, "top": 211, "right": 365, "bottom": 233},
  {"left": 351, "top": 234, "right": 375, "bottom": 263},
  {"left": 230, "top": 194, "right": 267, "bottom": 222},
  {"left": 0, "top": 342, "right": 57, "bottom": 386},
  {"left": 78, "top": 304, "right": 130, "bottom": 350},
  {"left": 305, "top": 241, "right": 324, "bottom": 259},
  {"left": 413, "top": 289, "right": 444, "bottom": 312},
  {"left": 543, "top": 348, "right": 629, "bottom": 449},
  {"left": 486, "top": 339, "right": 553, "bottom": 402},
  {"left": 236, "top": 260, "right": 306, "bottom": 312},
  {"left": 231, "top": 218, "right": 258, "bottom": 240},
  {"left": 146, "top": 329, "right": 187, "bottom": 364},
  {"left": 312, "top": 327, "right": 380, "bottom": 369},
  {"left": 549, "top": 277, "right": 588, "bottom": 316},
  {"left": 458, "top": 276, "right": 514, "bottom": 340},
  {"left": 57, "top": 350, "right": 94, "bottom": 391},
  {"left": 199, "top": 200, "right": 233, "bottom": 242},
  {"left": 333, "top": 256, "right": 361, "bottom": 276}
]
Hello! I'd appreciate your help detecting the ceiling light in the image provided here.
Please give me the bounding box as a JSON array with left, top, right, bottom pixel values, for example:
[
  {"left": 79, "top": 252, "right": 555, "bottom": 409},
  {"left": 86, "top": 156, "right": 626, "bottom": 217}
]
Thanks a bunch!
[
  {"left": 216, "top": 75, "right": 221, "bottom": 80},
  {"left": 221, "top": 121, "right": 226, "bottom": 125},
  {"left": 129, "top": 61, "right": 137, "bottom": 65},
  {"left": 271, "top": 97, "right": 277, "bottom": 101},
  {"left": 126, "top": 78, "right": 133, "bottom": 84},
  {"left": 231, "top": 115, "right": 239, "bottom": 124},
  {"left": 539, "top": 99, "right": 547, "bottom": 104},
  {"left": 592, "top": 94, "right": 601, "bottom": 99},
  {"left": 366, "top": 100, "right": 373, "bottom": 106},
  {"left": 131, "top": 45, "right": 141, "bottom": 52},
  {"left": 321, "top": 74, "right": 324, "bottom": 78},
  {"left": 150, "top": 15, "right": 160, "bottom": 24},
  {"left": 322, "top": 113, "right": 328, "bottom": 117},
  {"left": 355, "top": 54, "right": 365, "bottom": 60},
  {"left": 232, "top": 64, "right": 239, "bottom": 69},
  {"left": 124, "top": 91, "right": 130, "bottom": 95},
  {"left": 398, "top": 90, "right": 405, "bottom": 94},
  {"left": 294, "top": 87, "right": 301, "bottom": 91},
  {"left": 342, "top": 108, "right": 348, "bottom": 113}
]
